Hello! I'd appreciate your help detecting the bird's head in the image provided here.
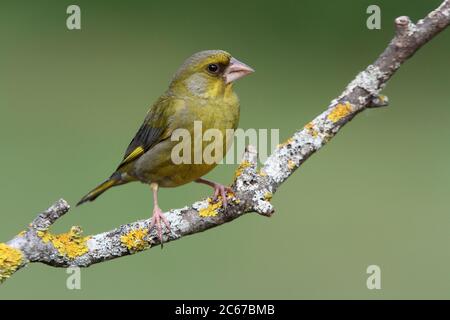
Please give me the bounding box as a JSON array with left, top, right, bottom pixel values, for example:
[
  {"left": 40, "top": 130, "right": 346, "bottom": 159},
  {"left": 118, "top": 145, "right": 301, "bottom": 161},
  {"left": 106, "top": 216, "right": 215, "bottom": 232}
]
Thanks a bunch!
[{"left": 169, "top": 50, "right": 254, "bottom": 98}]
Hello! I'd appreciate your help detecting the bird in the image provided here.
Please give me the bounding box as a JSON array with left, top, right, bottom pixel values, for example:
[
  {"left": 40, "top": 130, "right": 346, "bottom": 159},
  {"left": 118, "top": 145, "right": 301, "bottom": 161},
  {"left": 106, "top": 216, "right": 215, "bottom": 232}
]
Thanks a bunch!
[{"left": 77, "top": 50, "right": 254, "bottom": 243}]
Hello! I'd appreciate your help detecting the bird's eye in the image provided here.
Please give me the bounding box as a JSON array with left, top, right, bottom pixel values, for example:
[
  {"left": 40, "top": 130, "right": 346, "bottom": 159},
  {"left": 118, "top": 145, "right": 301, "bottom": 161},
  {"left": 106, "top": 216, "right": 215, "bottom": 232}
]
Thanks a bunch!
[{"left": 207, "top": 63, "right": 220, "bottom": 74}]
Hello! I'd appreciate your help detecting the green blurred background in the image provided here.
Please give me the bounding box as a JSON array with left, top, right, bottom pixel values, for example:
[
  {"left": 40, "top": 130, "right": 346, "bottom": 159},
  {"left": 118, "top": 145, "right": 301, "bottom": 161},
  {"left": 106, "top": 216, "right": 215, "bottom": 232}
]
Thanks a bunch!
[{"left": 1, "top": 0, "right": 449, "bottom": 299}]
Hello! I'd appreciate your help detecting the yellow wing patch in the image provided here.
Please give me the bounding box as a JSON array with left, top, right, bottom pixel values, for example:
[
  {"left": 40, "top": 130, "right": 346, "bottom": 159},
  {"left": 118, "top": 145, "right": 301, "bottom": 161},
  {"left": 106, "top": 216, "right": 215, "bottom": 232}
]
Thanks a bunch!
[{"left": 120, "top": 146, "right": 144, "bottom": 167}]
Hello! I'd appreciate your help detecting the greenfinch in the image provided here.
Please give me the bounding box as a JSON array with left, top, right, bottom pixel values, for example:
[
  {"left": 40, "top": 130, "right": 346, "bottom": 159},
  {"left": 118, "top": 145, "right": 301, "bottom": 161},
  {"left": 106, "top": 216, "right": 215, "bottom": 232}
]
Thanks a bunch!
[{"left": 77, "top": 50, "right": 254, "bottom": 242}]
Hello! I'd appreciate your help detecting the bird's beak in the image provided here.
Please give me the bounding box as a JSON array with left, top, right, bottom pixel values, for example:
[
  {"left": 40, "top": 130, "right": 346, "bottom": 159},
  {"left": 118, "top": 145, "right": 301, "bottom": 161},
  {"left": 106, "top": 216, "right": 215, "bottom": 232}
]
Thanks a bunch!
[{"left": 224, "top": 57, "right": 255, "bottom": 84}]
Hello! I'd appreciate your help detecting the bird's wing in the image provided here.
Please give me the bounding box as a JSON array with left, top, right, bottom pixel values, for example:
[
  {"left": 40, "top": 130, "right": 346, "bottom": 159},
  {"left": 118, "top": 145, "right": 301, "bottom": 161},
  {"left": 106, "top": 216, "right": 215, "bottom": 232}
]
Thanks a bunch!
[
  {"left": 117, "top": 126, "right": 165, "bottom": 170},
  {"left": 116, "top": 96, "right": 179, "bottom": 170}
]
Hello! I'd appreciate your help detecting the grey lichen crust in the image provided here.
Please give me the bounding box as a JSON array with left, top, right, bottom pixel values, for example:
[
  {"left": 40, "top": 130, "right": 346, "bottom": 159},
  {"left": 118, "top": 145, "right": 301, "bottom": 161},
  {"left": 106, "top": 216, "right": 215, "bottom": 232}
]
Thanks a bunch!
[{"left": 1, "top": 0, "right": 450, "bottom": 283}]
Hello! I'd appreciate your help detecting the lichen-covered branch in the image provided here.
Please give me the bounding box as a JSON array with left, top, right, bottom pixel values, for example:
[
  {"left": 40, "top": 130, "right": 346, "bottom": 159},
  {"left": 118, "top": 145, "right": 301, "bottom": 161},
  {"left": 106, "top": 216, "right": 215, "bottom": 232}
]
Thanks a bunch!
[{"left": 1, "top": 0, "right": 449, "bottom": 284}]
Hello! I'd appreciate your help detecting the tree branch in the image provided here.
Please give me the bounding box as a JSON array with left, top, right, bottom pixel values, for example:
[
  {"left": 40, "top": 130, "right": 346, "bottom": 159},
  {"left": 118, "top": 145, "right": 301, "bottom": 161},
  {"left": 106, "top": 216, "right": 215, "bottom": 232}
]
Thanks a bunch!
[{"left": 1, "top": 0, "right": 449, "bottom": 283}]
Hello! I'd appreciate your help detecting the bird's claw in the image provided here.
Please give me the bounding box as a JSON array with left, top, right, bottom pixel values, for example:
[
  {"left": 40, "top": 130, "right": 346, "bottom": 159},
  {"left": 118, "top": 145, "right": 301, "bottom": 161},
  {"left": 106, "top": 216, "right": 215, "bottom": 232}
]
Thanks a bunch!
[
  {"left": 211, "top": 184, "right": 234, "bottom": 208},
  {"left": 149, "top": 206, "right": 171, "bottom": 248}
]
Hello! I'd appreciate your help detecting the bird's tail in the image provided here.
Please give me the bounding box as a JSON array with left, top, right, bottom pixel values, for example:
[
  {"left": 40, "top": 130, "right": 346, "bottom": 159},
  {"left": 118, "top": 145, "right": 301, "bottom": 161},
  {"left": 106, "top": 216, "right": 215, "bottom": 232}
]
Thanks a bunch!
[{"left": 77, "top": 175, "right": 120, "bottom": 206}]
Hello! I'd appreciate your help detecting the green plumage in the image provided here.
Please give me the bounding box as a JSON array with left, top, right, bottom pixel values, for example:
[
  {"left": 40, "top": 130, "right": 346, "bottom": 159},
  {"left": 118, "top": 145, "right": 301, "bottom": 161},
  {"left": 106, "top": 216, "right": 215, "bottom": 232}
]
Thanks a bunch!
[{"left": 77, "top": 50, "right": 247, "bottom": 206}]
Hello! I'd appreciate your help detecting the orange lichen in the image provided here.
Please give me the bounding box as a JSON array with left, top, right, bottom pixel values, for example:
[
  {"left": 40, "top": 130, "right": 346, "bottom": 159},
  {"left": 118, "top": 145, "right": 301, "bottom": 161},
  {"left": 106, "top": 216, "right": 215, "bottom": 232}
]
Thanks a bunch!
[
  {"left": 37, "top": 226, "right": 90, "bottom": 259},
  {"left": 327, "top": 102, "right": 353, "bottom": 122},
  {"left": 0, "top": 243, "right": 23, "bottom": 282},
  {"left": 120, "top": 228, "right": 149, "bottom": 251}
]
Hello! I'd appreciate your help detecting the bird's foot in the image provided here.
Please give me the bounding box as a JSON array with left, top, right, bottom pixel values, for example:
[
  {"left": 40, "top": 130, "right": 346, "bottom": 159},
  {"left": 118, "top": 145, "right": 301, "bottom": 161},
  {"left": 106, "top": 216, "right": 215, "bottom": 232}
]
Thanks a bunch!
[
  {"left": 211, "top": 183, "right": 234, "bottom": 208},
  {"left": 149, "top": 206, "right": 171, "bottom": 247},
  {"left": 195, "top": 178, "right": 235, "bottom": 208}
]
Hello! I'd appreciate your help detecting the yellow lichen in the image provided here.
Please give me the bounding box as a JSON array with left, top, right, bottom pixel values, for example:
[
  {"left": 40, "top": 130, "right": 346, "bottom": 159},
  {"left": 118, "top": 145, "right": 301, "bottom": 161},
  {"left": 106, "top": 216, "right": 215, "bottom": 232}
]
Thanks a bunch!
[
  {"left": 258, "top": 169, "right": 267, "bottom": 177},
  {"left": 264, "top": 192, "right": 273, "bottom": 202},
  {"left": 327, "top": 102, "right": 352, "bottom": 122},
  {"left": 234, "top": 160, "right": 251, "bottom": 178},
  {"left": 287, "top": 160, "right": 296, "bottom": 170},
  {"left": 199, "top": 199, "right": 223, "bottom": 217},
  {"left": 304, "top": 122, "right": 318, "bottom": 137},
  {"left": 277, "top": 138, "right": 294, "bottom": 149},
  {"left": 226, "top": 191, "right": 240, "bottom": 204},
  {"left": 120, "top": 228, "right": 149, "bottom": 251},
  {"left": 37, "top": 226, "right": 90, "bottom": 259},
  {"left": 17, "top": 230, "right": 26, "bottom": 237},
  {"left": 0, "top": 243, "right": 23, "bottom": 282}
]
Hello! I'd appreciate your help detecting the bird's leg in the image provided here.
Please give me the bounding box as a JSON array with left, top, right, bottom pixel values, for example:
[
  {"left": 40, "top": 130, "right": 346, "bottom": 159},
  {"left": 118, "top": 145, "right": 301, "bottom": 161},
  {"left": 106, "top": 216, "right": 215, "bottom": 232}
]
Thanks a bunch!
[
  {"left": 149, "top": 182, "right": 171, "bottom": 247},
  {"left": 195, "top": 178, "right": 234, "bottom": 208}
]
